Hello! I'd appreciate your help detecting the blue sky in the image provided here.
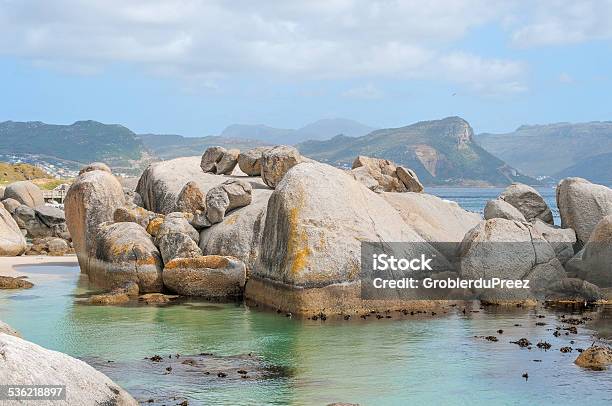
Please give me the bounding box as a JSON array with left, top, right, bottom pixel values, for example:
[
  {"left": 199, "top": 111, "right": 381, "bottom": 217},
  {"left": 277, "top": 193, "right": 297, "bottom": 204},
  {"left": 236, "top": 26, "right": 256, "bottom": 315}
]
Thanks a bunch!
[{"left": 1, "top": 0, "right": 612, "bottom": 136}]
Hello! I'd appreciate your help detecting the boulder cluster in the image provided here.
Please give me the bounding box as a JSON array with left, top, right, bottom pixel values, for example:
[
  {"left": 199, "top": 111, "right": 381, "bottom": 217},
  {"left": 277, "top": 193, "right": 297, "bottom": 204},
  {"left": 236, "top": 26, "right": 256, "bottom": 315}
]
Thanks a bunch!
[
  {"left": 0, "top": 144, "right": 607, "bottom": 315},
  {"left": 0, "top": 181, "right": 72, "bottom": 256}
]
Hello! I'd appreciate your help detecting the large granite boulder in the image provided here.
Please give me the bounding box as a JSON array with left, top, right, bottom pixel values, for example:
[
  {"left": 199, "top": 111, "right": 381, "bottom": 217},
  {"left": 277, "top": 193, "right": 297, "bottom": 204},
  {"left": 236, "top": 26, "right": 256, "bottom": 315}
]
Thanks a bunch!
[
  {"left": 90, "top": 222, "right": 163, "bottom": 292},
  {"left": 162, "top": 255, "right": 246, "bottom": 298},
  {"left": 556, "top": 178, "right": 612, "bottom": 246},
  {"left": 79, "top": 162, "right": 112, "bottom": 175},
  {"left": 113, "top": 205, "right": 160, "bottom": 230},
  {"left": 351, "top": 156, "right": 406, "bottom": 193},
  {"left": 0, "top": 334, "right": 137, "bottom": 405},
  {"left": 1, "top": 198, "right": 21, "bottom": 214},
  {"left": 4, "top": 181, "right": 44, "bottom": 208},
  {"left": 396, "top": 166, "right": 424, "bottom": 193},
  {"left": 65, "top": 170, "right": 126, "bottom": 273},
  {"left": 206, "top": 179, "right": 252, "bottom": 224},
  {"left": 176, "top": 181, "right": 206, "bottom": 214},
  {"left": 155, "top": 215, "right": 202, "bottom": 264},
  {"left": 545, "top": 278, "right": 602, "bottom": 303},
  {"left": 200, "top": 189, "right": 272, "bottom": 272},
  {"left": 247, "top": 162, "right": 446, "bottom": 314},
  {"left": 458, "top": 218, "right": 566, "bottom": 300},
  {"left": 136, "top": 156, "right": 267, "bottom": 214},
  {"left": 532, "top": 219, "right": 576, "bottom": 264},
  {"left": 573, "top": 215, "right": 612, "bottom": 287},
  {"left": 484, "top": 199, "right": 526, "bottom": 222},
  {"left": 383, "top": 192, "right": 481, "bottom": 258},
  {"left": 260, "top": 145, "right": 305, "bottom": 188},
  {"left": 500, "top": 183, "right": 553, "bottom": 224},
  {"left": 200, "top": 146, "right": 239, "bottom": 175},
  {"left": 238, "top": 147, "right": 270, "bottom": 176},
  {"left": 0, "top": 205, "right": 27, "bottom": 256},
  {"left": 14, "top": 204, "right": 69, "bottom": 240}
]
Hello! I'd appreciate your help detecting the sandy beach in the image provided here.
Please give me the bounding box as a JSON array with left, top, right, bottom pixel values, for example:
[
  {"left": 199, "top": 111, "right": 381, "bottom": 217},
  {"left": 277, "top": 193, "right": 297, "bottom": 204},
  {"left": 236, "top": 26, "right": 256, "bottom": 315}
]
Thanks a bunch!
[{"left": 0, "top": 255, "right": 79, "bottom": 279}]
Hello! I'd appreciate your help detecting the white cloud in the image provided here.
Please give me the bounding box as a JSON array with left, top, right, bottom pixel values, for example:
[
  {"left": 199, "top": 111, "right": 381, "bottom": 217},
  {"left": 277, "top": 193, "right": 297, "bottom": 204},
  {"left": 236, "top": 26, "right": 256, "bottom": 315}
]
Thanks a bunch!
[
  {"left": 0, "top": 0, "right": 526, "bottom": 94},
  {"left": 510, "top": 0, "right": 612, "bottom": 47}
]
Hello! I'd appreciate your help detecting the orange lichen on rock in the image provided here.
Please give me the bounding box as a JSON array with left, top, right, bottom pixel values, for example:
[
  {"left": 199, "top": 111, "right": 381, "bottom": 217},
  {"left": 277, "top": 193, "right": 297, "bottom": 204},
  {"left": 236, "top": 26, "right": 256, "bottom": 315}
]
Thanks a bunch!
[{"left": 164, "top": 255, "right": 230, "bottom": 270}]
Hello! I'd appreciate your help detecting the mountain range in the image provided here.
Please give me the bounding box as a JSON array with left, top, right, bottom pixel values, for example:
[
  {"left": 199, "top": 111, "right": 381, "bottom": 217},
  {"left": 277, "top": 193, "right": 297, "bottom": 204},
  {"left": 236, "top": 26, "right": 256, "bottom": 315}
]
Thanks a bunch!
[
  {"left": 475, "top": 122, "right": 612, "bottom": 184},
  {"left": 1, "top": 117, "right": 610, "bottom": 186},
  {"left": 298, "top": 117, "right": 535, "bottom": 186},
  {"left": 220, "top": 118, "right": 377, "bottom": 144}
]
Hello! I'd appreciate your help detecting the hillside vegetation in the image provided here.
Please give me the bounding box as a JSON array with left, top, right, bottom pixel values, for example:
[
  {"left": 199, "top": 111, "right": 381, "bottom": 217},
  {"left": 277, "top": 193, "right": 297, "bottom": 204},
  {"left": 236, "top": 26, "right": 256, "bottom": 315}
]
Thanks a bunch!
[
  {"left": 298, "top": 117, "right": 537, "bottom": 186},
  {"left": 0, "top": 162, "right": 51, "bottom": 184}
]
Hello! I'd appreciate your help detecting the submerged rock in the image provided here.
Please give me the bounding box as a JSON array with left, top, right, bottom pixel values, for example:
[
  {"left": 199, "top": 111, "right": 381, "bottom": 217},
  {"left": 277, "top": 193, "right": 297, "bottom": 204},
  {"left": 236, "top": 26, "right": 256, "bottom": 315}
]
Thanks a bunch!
[
  {"left": 0, "top": 276, "right": 33, "bottom": 289},
  {"left": 556, "top": 177, "right": 612, "bottom": 246},
  {"left": 0, "top": 334, "right": 137, "bottom": 405},
  {"left": 162, "top": 255, "right": 246, "bottom": 298},
  {"left": 0, "top": 205, "right": 27, "bottom": 256},
  {"left": 4, "top": 181, "right": 44, "bottom": 208},
  {"left": 574, "top": 346, "right": 612, "bottom": 370},
  {"left": 500, "top": 183, "right": 553, "bottom": 224},
  {"left": 484, "top": 199, "right": 526, "bottom": 222}
]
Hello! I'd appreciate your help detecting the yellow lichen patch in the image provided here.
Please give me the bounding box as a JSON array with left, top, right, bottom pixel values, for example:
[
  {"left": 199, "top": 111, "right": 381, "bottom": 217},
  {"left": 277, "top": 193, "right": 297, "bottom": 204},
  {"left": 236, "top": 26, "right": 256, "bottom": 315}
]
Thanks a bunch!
[
  {"left": 136, "top": 256, "right": 158, "bottom": 266},
  {"left": 146, "top": 217, "right": 164, "bottom": 236},
  {"left": 287, "top": 206, "right": 310, "bottom": 275},
  {"left": 224, "top": 214, "right": 239, "bottom": 225},
  {"left": 165, "top": 255, "right": 230, "bottom": 270}
]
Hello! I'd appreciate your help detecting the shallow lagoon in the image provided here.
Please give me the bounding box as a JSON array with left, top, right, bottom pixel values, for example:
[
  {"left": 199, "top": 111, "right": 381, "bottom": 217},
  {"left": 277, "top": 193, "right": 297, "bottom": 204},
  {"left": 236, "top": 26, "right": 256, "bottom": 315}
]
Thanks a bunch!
[{"left": 1, "top": 264, "right": 610, "bottom": 405}]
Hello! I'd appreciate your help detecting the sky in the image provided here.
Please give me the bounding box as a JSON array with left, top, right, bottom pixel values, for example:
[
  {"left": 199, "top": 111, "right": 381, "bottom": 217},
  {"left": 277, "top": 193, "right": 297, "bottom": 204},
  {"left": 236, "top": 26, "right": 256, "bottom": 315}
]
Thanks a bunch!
[{"left": 1, "top": 0, "right": 612, "bottom": 136}]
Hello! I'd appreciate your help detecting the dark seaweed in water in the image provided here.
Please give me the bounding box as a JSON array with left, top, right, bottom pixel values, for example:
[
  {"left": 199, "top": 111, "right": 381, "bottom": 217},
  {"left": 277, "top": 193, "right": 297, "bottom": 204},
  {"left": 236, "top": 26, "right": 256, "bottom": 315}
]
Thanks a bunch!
[{"left": 83, "top": 352, "right": 293, "bottom": 405}]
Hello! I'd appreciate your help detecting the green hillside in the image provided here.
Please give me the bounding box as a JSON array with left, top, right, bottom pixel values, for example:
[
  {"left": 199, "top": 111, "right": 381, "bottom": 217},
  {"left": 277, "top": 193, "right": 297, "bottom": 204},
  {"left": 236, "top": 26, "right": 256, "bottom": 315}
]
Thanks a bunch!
[
  {"left": 137, "top": 134, "right": 265, "bottom": 160},
  {"left": 298, "top": 117, "right": 537, "bottom": 186},
  {"left": 0, "top": 120, "right": 145, "bottom": 167}
]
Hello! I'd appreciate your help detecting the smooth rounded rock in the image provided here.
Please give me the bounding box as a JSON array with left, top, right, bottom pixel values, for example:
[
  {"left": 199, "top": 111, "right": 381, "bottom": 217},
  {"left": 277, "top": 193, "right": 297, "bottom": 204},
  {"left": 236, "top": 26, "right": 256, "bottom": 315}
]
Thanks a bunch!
[{"left": 4, "top": 181, "right": 44, "bottom": 208}]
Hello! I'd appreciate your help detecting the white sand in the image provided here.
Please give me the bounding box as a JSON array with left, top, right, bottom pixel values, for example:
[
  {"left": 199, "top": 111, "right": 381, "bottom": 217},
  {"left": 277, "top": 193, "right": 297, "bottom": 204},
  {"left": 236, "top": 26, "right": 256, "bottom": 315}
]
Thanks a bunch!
[{"left": 0, "top": 255, "right": 79, "bottom": 278}]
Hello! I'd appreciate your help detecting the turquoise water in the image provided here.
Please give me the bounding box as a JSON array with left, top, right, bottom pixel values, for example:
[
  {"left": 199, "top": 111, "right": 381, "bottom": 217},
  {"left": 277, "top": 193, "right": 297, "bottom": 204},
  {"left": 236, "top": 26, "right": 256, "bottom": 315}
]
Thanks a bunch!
[
  {"left": 429, "top": 187, "right": 560, "bottom": 224},
  {"left": 1, "top": 264, "right": 610, "bottom": 405}
]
